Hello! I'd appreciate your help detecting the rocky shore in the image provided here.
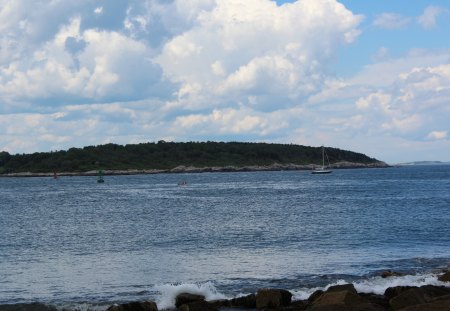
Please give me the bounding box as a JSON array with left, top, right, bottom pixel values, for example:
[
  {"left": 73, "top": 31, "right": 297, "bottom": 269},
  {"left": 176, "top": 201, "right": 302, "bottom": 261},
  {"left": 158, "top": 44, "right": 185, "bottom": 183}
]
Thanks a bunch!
[
  {"left": 3, "top": 271, "right": 449, "bottom": 311},
  {"left": 102, "top": 270, "right": 450, "bottom": 311},
  {"left": 0, "top": 161, "right": 389, "bottom": 178}
]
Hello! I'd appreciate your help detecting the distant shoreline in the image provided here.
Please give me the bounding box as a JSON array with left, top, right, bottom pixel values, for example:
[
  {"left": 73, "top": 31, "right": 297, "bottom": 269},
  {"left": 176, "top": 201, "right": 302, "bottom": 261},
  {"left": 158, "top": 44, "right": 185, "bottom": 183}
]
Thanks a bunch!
[{"left": 0, "top": 161, "right": 389, "bottom": 177}]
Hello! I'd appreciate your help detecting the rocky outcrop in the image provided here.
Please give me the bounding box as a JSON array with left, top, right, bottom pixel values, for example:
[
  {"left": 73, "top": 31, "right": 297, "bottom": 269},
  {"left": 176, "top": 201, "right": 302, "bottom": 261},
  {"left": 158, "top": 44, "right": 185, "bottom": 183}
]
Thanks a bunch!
[{"left": 103, "top": 283, "right": 450, "bottom": 311}]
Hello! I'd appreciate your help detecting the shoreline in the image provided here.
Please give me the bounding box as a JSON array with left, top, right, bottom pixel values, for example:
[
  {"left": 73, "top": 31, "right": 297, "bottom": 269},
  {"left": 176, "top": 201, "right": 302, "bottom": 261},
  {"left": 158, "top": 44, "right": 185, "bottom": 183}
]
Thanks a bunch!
[
  {"left": 1, "top": 270, "right": 449, "bottom": 311},
  {"left": 0, "top": 161, "right": 389, "bottom": 178}
]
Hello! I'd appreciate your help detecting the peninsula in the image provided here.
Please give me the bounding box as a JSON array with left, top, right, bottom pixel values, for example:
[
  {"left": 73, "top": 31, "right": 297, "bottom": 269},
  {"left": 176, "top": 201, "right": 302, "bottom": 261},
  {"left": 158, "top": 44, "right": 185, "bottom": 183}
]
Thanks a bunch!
[{"left": 0, "top": 141, "right": 387, "bottom": 176}]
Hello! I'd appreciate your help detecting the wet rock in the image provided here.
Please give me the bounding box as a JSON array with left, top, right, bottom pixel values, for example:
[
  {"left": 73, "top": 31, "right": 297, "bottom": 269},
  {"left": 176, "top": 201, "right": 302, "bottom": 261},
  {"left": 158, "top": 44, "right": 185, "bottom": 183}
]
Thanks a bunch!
[
  {"left": 438, "top": 271, "right": 450, "bottom": 282},
  {"left": 388, "top": 286, "right": 450, "bottom": 310},
  {"left": 326, "top": 284, "right": 357, "bottom": 294},
  {"left": 175, "top": 293, "right": 206, "bottom": 308},
  {"left": 397, "top": 295, "right": 450, "bottom": 310},
  {"left": 255, "top": 288, "right": 293, "bottom": 309},
  {"left": 381, "top": 270, "right": 404, "bottom": 278},
  {"left": 313, "top": 290, "right": 366, "bottom": 310},
  {"left": 107, "top": 301, "right": 158, "bottom": 311},
  {"left": 230, "top": 294, "right": 256, "bottom": 308},
  {"left": 308, "top": 290, "right": 324, "bottom": 303},
  {"left": 384, "top": 286, "right": 415, "bottom": 300},
  {"left": 178, "top": 300, "right": 217, "bottom": 311}
]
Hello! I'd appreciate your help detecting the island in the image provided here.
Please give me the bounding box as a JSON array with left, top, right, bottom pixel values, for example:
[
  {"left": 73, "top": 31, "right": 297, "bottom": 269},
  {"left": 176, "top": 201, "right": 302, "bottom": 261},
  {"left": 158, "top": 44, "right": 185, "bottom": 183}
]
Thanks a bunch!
[{"left": 0, "top": 141, "right": 388, "bottom": 176}]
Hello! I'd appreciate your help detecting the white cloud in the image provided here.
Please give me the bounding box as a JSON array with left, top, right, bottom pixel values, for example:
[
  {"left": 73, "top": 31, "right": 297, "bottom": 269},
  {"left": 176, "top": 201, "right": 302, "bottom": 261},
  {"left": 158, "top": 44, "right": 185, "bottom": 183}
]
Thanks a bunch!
[
  {"left": 418, "top": 6, "right": 447, "bottom": 29},
  {"left": 156, "top": 0, "right": 362, "bottom": 111},
  {"left": 427, "top": 131, "right": 448, "bottom": 140},
  {"left": 373, "top": 13, "right": 411, "bottom": 29}
]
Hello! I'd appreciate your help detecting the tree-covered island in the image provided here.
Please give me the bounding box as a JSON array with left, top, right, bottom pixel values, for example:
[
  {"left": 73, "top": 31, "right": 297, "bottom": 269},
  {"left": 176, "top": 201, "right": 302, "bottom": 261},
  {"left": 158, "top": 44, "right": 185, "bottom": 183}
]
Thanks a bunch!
[{"left": 0, "top": 141, "right": 387, "bottom": 176}]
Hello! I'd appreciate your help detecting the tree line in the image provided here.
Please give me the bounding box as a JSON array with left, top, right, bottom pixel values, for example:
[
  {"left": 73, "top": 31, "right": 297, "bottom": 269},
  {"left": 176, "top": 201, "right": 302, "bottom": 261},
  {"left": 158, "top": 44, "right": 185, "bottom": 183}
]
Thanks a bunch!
[{"left": 0, "top": 141, "right": 380, "bottom": 174}]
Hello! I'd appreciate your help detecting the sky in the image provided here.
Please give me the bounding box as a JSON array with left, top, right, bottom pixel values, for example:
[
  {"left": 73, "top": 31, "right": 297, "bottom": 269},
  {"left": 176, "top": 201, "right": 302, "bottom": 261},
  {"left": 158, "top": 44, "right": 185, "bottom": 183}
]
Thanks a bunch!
[{"left": 1, "top": 0, "right": 450, "bottom": 164}]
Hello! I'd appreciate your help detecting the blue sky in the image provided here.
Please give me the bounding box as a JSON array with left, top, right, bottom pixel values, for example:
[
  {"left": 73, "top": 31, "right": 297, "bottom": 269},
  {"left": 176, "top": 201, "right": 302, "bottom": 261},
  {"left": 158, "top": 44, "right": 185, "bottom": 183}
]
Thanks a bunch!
[{"left": 1, "top": 0, "right": 450, "bottom": 163}]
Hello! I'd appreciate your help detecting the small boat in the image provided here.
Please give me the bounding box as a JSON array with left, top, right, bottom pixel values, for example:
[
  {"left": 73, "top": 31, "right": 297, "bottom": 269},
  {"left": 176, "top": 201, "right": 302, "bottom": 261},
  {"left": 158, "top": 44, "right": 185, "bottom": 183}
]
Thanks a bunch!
[
  {"left": 312, "top": 146, "right": 332, "bottom": 174},
  {"left": 97, "top": 170, "right": 105, "bottom": 183}
]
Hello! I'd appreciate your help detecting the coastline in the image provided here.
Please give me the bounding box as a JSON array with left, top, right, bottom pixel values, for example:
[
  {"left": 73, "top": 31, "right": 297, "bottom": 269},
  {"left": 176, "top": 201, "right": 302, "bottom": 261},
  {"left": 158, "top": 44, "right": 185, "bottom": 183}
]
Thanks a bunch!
[
  {"left": 1, "top": 270, "right": 449, "bottom": 311},
  {"left": 0, "top": 161, "right": 389, "bottom": 177}
]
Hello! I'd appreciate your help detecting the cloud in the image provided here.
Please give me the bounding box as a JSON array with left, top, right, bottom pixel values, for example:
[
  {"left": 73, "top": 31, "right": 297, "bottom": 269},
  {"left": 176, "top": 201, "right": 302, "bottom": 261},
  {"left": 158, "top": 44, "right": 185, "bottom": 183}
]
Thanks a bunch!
[
  {"left": 156, "top": 0, "right": 362, "bottom": 111},
  {"left": 418, "top": 5, "right": 447, "bottom": 29},
  {"left": 352, "top": 62, "right": 450, "bottom": 141},
  {"left": 373, "top": 13, "right": 411, "bottom": 29},
  {"left": 427, "top": 131, "right": 448, "bottom": 140}
]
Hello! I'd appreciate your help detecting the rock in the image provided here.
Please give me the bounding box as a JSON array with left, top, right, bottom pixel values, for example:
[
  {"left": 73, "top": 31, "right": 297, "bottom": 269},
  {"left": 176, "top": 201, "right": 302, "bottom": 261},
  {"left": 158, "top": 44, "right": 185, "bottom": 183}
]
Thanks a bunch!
[
  {"left": 397, "top": 295, "right": 450, "bottom": 310},
  {"left": 308, "top": 290, "right": 324, "bottom": 303},
  {"left": 388, "top": 286, "right": 450, "bottom": 310},
  {"left": 178, "top": 300, "right": 217, "bottom": 311},
  {"left": 326, "top": 284, "right": 357, "bottom": 294},
  {"left": 384, "top": 286, "right": 414, "bottom": 299},
  {"left": 255, "top": 288, "right": 293, "bottom": 309},
  {"left": 381, "top": 270, "right": 404, "bottom": 278},
  {"left": 175, "top": 293, "right": 206, "bottom": 308},
  {"left": 107, "top": 301, "right": 158, "bottom": 311},
  {"left": 230, "top": 294, "right": 256, "bottom": 308},
  {"left": 438, "top": 271, "right": 450, "bottom": 282},
  {"left": 206, "top": 299, "right": 230, "bottom": 309},
  {"left": 310, "top": 288, "right": 365, "bottom": 310}
]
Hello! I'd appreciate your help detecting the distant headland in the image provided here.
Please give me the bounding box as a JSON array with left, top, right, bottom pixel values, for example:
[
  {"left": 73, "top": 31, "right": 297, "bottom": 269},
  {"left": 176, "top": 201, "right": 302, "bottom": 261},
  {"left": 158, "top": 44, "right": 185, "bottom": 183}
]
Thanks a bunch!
[{"left": 0, "top": 141, "right": 388, "bottom": 176}]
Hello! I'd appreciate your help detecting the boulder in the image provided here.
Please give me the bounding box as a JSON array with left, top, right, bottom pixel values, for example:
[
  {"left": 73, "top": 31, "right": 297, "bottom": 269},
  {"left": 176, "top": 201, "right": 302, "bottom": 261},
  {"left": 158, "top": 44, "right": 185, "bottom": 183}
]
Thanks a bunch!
[
  {"left": 230, "top": 294, "right": 256, "bottom": 308},
  {"left": 397, "top": 295, "right": 450, "bottom": 310},
  {"left": 177, "top": 300, "right": 217, "bottom": 311},
  {"left": 311, "top": 289, "right": 364, "bottom": 307},
  {"left": 326, "top": 284, "right": 357, "bottom": 294},
  {"left": 175, "top": 293, "right": 206, "bottom": 308},
  {"left": 255, "top": 288, "right": 293, "bottom": 309},
  {"left": 384, "top": 286, "right": 414, "bottom": 299},
  {"left": 438, "top": 271, "right": 450, "bottom": 283},
  {"left": 381, "top": 270, "right": 404, "bottom": 278},
  {"left": 388, "top": 286, "right": 450, "bottom": 310},
  {"left": 107, "top": 301, "right": 158, "bottom": 311}
]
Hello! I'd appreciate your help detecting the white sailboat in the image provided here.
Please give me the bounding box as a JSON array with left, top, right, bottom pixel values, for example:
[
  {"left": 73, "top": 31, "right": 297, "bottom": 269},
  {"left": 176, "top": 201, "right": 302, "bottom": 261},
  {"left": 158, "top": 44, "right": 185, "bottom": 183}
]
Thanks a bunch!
[{"left": 312, "top": 146, "right": 332, "bottom": 174}]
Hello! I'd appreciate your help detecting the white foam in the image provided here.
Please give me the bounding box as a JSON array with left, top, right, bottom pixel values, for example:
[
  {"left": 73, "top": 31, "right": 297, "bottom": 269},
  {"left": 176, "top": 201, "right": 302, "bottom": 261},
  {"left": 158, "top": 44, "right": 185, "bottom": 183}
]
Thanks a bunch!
[
  {"left": 291, "top": 273, "right": 450, "bottom": 300},
  {"left": 354, "top": 273, "right": 449, "bottom": 295},
  {"left": 154, "top": 282, "right": 228, "bottom": 310}
]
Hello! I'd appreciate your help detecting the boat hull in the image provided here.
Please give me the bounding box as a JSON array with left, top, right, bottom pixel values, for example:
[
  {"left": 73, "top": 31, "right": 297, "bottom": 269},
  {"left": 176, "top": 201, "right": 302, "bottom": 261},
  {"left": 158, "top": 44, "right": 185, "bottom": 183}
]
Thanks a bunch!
[{"left": 311, "top": 169, "right": 332, "bottom": 174}]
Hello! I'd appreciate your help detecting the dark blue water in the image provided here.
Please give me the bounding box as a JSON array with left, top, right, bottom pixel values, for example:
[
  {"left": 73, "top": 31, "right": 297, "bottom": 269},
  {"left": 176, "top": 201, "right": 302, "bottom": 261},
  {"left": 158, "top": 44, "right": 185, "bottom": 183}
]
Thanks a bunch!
[{"left": 1, "top": 165, "right": 450, "bottom": 310}]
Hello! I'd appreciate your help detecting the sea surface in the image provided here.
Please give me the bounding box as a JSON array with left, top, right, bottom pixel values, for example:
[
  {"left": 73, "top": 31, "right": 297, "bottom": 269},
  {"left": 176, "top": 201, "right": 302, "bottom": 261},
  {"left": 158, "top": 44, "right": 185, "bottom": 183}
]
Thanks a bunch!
[{"left": 1, "top": 165, "right": 450, "bottom": 310}]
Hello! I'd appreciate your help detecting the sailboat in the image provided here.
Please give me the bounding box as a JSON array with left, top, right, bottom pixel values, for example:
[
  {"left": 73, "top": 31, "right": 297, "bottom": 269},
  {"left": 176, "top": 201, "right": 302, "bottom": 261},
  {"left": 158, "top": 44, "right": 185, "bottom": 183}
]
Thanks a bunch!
[{"left": 312, "top": 146, "right": 332, "bottom": 174}]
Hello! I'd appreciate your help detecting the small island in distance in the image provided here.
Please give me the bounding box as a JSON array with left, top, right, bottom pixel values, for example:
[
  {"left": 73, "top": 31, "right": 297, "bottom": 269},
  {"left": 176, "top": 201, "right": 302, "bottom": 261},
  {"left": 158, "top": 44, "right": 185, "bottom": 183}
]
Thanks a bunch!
[{"left": 0, "top": 141, "right": 388, "bottom": 176}]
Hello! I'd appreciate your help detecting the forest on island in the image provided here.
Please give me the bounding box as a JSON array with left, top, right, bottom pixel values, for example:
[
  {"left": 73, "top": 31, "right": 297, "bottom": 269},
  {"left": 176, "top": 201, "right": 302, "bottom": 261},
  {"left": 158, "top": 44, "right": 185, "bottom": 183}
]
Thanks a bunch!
[{"left": 0, "top": 141, "right": 381, "bottom": 174}]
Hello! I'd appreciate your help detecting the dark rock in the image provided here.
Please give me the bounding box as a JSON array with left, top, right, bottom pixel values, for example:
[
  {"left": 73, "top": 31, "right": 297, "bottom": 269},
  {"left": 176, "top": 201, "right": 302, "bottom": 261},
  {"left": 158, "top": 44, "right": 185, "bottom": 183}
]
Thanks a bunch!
[
  {"left": 438, "top": 271, "right": 450, "bottom": 283},
  {"left": 175, "top": 293, "right": 206, "bottom": 308},
  {"left": 255, "top": 288, "right": 293, "bottom": 309},
  {"left": 326, "top": 284, "right": 357, "bottom": 294},
  {"left": 396, "top": 295, "right": 450, "bottom": 310},
  {"left": 381, "top": 270, "right": 404, "bottom": 278},
  {"left": 107, "top": 301, "right": 158, "bottom": 311},
  {"left": 308, "top": 290, "right": 324, "bottom": 303},
  {"left": 384, "top": 286, "right": 415, "bottom": 299},
  {"left": 388, "top": 286, "right": 450, "bottom": 311},
  {"left": 310, "top": 289, "right": 365, "bottom": 309},
  {"left": 359, "top": 293, "right": 389, "bottom": 309},
  {"left": 230, "top": 294, "right": 256, "bottom": 308},
  {"left": 206, "top": 299, "right": 230, "bottom": 309},
  {"left": 177, "top": 300, "right": 217, "bottom": 311}
]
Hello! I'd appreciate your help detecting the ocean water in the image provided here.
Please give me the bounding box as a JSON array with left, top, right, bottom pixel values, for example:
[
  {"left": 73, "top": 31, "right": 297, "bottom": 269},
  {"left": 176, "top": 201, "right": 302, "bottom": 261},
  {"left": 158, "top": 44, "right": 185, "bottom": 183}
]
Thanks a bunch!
[{"left": 1, "top": 165, "right": 450, "bottom": 310}]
